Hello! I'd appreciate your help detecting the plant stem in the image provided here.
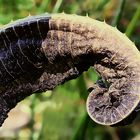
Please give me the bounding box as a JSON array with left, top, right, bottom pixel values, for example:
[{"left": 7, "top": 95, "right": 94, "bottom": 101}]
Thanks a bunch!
[
  {"left": 76, "top": 75, "right": 88, "bottom": 100},
  {"left": 52, "top": 0, "right": 63, "bottom": 13},
  {"left": 125, "top": 5, "right": 140, "bottom": 37},
  {"left": 29, "top": 95, "right": 36, "bottom": 140},
  {"left": 37, "top": 108, "right": 48, "bottom": 140},
  {"left": 112, "top": 0, "right": 126, "bottom": 26},
  {"left": 72, "top": 113, "right": 90, "bottom": 140},
  {"left": 71, "top": 75, "right": 89, "bottom": 140},
  {"left": 37, "top": 0, "right": 50, "bottom": 13}
]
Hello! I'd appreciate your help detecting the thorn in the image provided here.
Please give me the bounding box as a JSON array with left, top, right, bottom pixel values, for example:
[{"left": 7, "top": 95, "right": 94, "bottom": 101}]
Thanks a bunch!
[
  {"left": 123, "top": 33, "right": 126, "bottom": 36},
  {"left": 61, "top": 11, "right": 65, "bottom": 14},
  {"left": 10, "top": 19, "right": 14, "bottom": 23},
  {"left": 71, "top": 13, "right": 76, "bottom": 17},
  {"left": 28, "top": 13, "right": 31, "bottom": 17},
  {"left": 45, "top": 12, "right": 48, "bottom": 14},
  {"left": 132, "top": 41, "right": 135, "bottom": 45},
  {"left": 103, "top": 19, "right": 106, "bottom": 24},
  {"left": 86, "top": 13, "right": 89, "bottom": 17}
]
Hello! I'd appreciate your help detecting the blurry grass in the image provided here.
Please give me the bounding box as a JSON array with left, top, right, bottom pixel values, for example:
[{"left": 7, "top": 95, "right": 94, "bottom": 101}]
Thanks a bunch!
[
  {"left": 29, "top": 95, "right": 37, "bottom": 140},
  {"left": 52, "top": 0, "right": 63, "bottom": 13},
  {"left": 37, "top": 81, "right": 86, "bottom": 140},
  {"left": 112, "top": 0, "right": 126, "bottom": 26},
  {"left": 0, "top": 0, "right": 140, "bottom": 140},
  {"left": 36, "top": 0, "right": 50, "bottom": 14},
  {"left": 125, "top": 5, "right": 140, "bottom": 37}
]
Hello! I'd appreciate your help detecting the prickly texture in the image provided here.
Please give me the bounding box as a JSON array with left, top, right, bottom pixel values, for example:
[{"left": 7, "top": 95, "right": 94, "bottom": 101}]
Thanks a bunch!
[
  {"left": 43, "top": 14, "right": 140, "bottom": 125},
  {"left": 0, "top": 13, "right": 140, "bottom": 126}
]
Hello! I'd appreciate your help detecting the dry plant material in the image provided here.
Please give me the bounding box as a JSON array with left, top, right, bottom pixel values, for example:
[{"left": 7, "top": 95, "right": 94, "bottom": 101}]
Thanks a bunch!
[{"left": 0, "top": 13, "right": 140, "bottom": 126}]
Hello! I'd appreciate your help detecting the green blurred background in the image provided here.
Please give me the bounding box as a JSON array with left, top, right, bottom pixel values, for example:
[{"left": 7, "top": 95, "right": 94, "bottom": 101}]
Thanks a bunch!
[{"left": 0, "top": 0, "right": 140, "bottom": 140}]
